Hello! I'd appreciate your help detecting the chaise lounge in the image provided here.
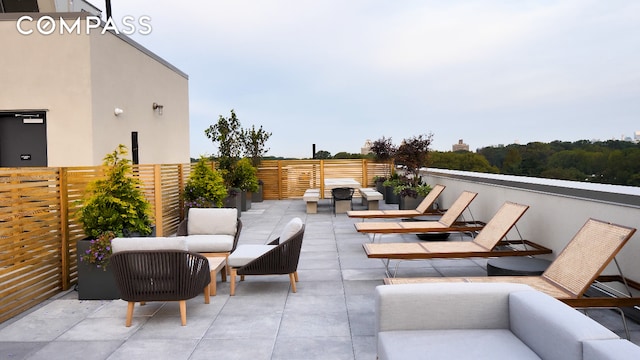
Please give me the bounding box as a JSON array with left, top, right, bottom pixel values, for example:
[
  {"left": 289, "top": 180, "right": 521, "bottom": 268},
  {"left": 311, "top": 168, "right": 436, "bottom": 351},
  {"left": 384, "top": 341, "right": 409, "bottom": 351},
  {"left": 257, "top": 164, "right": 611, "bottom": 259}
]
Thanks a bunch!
[{"left": 347, "top": 184, "right": 446, "bottom": 219}]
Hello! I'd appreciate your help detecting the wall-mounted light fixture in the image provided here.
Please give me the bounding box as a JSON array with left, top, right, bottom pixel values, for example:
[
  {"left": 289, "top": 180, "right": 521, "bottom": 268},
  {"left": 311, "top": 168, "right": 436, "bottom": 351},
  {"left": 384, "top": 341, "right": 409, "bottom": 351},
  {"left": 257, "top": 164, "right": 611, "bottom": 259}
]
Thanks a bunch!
[
  {"left": 114, "top": 107, "right": 124, "bottom": 116},
  {"left": 152, "top": 102, "right": 164, "bottom": 115}
]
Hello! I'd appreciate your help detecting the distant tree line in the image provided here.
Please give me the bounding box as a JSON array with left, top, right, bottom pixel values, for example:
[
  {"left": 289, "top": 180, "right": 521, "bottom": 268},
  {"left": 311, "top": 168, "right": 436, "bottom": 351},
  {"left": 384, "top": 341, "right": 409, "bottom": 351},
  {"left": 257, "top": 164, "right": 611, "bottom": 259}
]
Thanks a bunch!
[{"left": 474, "top": 140, "right": 640, "bottom": 186}]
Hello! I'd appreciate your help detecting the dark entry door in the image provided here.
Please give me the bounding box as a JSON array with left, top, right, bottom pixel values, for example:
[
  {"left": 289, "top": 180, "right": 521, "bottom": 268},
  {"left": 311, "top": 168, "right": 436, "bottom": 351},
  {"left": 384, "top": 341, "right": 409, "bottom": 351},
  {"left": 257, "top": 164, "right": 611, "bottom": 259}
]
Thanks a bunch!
[{"left": 0, "top": 113, "right": 47, "bottom": 167}]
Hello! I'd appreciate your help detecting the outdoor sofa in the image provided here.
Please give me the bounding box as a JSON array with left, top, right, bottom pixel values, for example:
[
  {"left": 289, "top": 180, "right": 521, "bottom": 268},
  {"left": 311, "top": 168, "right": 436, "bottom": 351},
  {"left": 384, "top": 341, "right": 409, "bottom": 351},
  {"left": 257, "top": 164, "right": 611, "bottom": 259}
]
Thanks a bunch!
[{"left": 376, "top": 282, "right": 640, "bottom": 360}]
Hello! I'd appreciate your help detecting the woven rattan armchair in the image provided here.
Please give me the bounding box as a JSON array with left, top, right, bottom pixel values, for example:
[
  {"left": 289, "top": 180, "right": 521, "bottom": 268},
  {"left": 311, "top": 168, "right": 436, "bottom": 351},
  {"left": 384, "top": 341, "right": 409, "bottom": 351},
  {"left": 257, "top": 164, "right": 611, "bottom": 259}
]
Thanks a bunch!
[
  {"left": 227, "top": 218, "right": 305, "bottom": 295},
  {"left": 110, "top": 238, "right": 211, "bottom": 326}
]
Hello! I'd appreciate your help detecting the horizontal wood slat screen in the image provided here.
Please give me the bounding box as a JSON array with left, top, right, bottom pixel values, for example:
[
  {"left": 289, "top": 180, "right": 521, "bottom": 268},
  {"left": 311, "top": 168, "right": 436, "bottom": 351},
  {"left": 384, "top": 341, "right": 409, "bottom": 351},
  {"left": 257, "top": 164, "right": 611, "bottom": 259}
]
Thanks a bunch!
[{"left": 0, "top": 159, "right": 387, "bottom": 322}]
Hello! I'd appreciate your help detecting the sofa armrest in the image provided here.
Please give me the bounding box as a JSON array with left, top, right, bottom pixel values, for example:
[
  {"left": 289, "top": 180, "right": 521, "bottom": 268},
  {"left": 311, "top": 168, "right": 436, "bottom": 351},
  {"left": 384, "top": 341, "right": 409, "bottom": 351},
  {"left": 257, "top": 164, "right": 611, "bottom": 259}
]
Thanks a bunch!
[
  {"left": 376, "top": 283, "right": 532, "bottom": 332},
  {"left": 509, "top": 290, "right": 619, "bottom": 360}
]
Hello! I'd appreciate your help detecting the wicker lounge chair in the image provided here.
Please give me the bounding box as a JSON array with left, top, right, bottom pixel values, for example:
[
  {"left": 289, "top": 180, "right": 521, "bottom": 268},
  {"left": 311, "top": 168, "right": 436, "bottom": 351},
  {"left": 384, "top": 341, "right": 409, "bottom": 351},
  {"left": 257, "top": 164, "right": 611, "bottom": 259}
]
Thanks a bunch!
[
  {"left": 354, "top": 190, "right": 481, "bottom": 242},
  {"left": 110, "top": 237, "right": 211, "bottom": 326},
  {"left": 386, "top": 219, "right": 638, "bottom": 338},
  {"left": 347, "top": 184, "right": 446, "bottom": 219},
  {"left": 227, "top": 217, "right": 305, "bottom": 295},
  {"left": 363, "top": 202, "right": 552, "bottom": 276}
]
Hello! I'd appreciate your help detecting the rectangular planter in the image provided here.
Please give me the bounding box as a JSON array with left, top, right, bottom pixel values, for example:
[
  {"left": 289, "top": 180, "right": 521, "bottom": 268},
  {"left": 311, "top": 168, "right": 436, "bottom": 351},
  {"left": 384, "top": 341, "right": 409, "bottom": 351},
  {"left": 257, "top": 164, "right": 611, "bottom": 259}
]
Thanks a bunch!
[
  {"left": 241, "top": 191, "right": 252, "bottom": 211},
  {"left": 251, "top": 184, "right": 264, "bottom": 202},
  {"left": 76, "top": 239, "right": 121, "bottom": 300},
  {"left": 224, "top": 192, "right": 242, "bottom": 218}
]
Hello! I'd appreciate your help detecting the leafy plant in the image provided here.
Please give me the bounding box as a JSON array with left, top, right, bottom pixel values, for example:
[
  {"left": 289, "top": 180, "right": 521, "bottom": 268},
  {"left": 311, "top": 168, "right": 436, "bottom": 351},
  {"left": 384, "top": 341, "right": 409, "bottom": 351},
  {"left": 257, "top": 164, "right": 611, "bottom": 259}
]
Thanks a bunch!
[
  {"left": 394, "top": 133, "right": 433, "bottom": 188},
  {"left": 184, "top": 157, "right": 228, "bottom": 208},
  {"left": 80, "top": 231, "right": 116, "bottom": 270},
  {"left": 394, "top": 181, "right": 432, "bottom": 198},
  {"left": 242, "top": 125, "right": 272, "bottom": 167},
  {"left": 370, "top": 136, "right": 397, "bottom": 177},
  {"left": 78, "top": 145, "right": 152, "bottom": 239},
  {"left": 229, "top": 158, "right": 259, "bottom": 192}
]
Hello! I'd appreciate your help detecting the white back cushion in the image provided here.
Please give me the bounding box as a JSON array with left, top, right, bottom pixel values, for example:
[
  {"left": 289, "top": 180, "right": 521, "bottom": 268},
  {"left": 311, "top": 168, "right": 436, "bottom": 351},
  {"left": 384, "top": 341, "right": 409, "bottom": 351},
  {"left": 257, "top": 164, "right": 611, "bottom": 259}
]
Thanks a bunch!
[
  {"left": 278, "top": 217, "right": 303, "bottom": 243},
  {"left": 111, "top": 237, "right": 188, "bottom": 253},
  {"left": 187, "top": 208, "right": 238, "bottom": 236}
]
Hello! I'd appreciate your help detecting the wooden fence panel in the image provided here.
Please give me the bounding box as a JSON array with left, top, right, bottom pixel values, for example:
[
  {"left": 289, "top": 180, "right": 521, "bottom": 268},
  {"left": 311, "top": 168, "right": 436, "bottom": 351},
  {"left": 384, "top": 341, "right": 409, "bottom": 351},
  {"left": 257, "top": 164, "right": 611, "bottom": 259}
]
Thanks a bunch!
[
  {"left": 0, "top": 159, "right": 389, "bottom": 322},
  {"left": 0, "top": 167, "right": 63, "bottom": 323}
]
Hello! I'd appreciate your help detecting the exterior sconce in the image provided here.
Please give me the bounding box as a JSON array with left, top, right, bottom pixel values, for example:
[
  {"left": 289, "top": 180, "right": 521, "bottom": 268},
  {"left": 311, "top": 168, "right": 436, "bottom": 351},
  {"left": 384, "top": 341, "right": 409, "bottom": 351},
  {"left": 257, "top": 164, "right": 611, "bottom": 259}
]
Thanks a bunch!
[
  {"left": 114, "top": 108, "right": 124, "bottom": 116},
  {"left": 153, "top": 102, "right": 164, "bottom": 115}
]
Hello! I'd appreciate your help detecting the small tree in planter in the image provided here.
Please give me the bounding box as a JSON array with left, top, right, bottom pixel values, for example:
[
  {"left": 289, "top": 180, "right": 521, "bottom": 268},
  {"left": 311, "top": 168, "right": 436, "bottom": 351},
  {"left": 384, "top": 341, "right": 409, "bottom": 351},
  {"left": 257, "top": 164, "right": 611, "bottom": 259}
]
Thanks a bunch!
[
  {"left": 183, "top": 157, "right": 228, "bottom": 209},
  {"left": 394, "top": 133, "right": 434, "bottom": 209},
  {"left": 242, "top": 124, "right": 271, "bottom": 202},
  {"left": 79, "top": 144, "right": 153, "bottom": 239},
  {"left": 77, "top": 144, "right": 153, "bottom": 299},
  {"left": 370, "top": 136, "right": 397, "bottom": 197},
  {"left": 228, "top": 157, "right": 259, "bottom": 211}
]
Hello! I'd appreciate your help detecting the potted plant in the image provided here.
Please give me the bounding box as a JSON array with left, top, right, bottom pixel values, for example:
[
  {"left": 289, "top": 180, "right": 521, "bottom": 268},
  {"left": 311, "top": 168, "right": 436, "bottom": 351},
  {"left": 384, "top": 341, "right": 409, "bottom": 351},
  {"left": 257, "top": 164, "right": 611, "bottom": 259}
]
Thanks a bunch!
[
  {"left": 232, "top": 157, "right": 259, "bottom": 211},
  {"left": 382, "top": 174, "right": 402, "bottom": 204},
  {"left": 242, "top": 124, "right": 271, "bottom": 203},
  {"left": 393, "top": 133, "right": 433, "bottom": 208},
  {"left": 372, "top": 176, "right": 387, "bottom": 199},
  {"left": 77, "top": 144, "right": 153, "bottom": 300},
  {"left": 396, "top": 181, "right": 432, "bottom": 210},
  {"left": 183, "top": 157, "right": 228, "bottom": 210},
  {"left": 252, "top": 179, "right": 264, "bottom": 202},
  {"left": 370, "top": 136, "right": 397, "bottom": 200}
]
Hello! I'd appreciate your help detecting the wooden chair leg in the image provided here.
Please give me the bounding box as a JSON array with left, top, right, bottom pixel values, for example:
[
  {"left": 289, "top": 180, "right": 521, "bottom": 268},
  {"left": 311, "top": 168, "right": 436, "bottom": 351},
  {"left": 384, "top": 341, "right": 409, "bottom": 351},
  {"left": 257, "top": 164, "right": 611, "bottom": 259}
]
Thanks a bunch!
[
  {"left": 125, "top": 302, "right": 135, "bottom": 327},
  {"left": 289, "top": 273, "right": 297, "bottom": 293},
  {"left": 179, "top": 300, "right": 187, "bottom": 326},
  {"left": 230, "top": 268, "right": 237, "bottom": 296},
  {"left": 204, "top": 282, "right": 211, "bottom": 303}
]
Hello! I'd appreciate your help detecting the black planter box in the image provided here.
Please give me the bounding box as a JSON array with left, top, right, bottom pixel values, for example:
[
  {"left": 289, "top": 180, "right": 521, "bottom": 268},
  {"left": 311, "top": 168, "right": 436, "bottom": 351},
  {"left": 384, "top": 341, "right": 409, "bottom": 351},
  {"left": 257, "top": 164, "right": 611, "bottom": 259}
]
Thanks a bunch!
[
  {"left": 76, "top": 239, "right": 121, "bottom": 300},
  {"left": 252, "top": 184, "right": 264, "bottom": 202},
  {"left": 384, "top": 186, "right": 399, "bottom": 204}
]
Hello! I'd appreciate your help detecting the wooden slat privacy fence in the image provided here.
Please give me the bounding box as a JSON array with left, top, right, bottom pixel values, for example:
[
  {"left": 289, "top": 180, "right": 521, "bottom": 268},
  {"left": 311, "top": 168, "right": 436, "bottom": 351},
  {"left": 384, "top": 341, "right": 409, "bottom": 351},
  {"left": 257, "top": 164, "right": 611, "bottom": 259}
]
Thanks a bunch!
[{"left": 0, "top": 159, "right": 388, "bottom": 323}]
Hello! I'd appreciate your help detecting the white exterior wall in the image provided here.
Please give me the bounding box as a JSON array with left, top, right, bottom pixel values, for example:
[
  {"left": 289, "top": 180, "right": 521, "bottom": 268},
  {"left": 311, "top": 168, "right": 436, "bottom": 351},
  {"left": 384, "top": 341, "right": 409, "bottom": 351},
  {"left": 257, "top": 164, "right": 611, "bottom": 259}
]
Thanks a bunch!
[
  {"left": 424, "top": 169, "right": 640, "bottom": 282},
  {"left": 0, "top": 14, "right": 189, "bottom": 166}
]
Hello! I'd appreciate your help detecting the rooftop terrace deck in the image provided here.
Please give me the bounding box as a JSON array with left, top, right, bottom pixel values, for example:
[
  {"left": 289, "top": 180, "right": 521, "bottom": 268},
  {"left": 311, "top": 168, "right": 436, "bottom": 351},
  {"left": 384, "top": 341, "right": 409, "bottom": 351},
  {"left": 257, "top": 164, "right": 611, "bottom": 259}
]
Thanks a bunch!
[{"left": 1, "top": 199, "right": 638, "bottom": 359}]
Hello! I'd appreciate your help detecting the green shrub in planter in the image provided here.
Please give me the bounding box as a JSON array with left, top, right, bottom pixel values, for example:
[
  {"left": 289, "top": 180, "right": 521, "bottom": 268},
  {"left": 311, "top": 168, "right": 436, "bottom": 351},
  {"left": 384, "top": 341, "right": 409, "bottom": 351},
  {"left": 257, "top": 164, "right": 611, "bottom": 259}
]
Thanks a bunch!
[
  {"left": 78, "top": 145, "right": 152, "bottom": 239},
  {"left": 184, "top": 157, "right": 228, "bottom": 208}
]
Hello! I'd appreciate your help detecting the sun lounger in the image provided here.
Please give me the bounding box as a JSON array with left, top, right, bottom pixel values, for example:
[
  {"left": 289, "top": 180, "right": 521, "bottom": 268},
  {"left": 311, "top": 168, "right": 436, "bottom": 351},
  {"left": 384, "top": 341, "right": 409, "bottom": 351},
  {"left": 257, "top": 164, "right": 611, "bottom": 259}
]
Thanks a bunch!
[
  {"left": 347, "top": 184, "right": 446, "bottom": 219},
  {"left": 363, "top": 202, "right": 552, "bottom": 276},
  {"left": 385, "top": 218, "right": 638, "bottom": 338},
  {"left": 354, "top": 191, "right": 482, "bottom": 242}
]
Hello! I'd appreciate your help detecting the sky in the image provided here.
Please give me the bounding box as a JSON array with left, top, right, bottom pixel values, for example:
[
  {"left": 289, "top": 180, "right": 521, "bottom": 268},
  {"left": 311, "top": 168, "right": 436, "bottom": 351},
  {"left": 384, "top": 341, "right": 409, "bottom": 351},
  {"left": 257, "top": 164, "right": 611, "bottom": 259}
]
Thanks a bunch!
[{"left": 106, "top": 0, "right": 639, "bottom": 158}]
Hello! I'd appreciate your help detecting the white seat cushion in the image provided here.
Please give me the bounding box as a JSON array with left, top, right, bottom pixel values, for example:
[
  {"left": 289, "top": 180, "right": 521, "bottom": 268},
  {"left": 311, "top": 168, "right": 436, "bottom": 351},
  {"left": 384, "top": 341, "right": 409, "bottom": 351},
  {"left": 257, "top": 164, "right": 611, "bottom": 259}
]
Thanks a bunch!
[
  {"left": 184, "top": 234, "right": 235, "bottom": 253},
  {"left": 111, "top": 237, "right": 188, "bottom": 253},
  {"left": 227, "top": 244, "right": 276, "bottom": 267},
  {"left": 187, "top": 208, "right": 237, "bottom": 236},
  {"left": 278, "top": 217, "right": 303, "bottom": 243},
  {"left": 378, "top": 329, "right": 541, "bottom": 360}
]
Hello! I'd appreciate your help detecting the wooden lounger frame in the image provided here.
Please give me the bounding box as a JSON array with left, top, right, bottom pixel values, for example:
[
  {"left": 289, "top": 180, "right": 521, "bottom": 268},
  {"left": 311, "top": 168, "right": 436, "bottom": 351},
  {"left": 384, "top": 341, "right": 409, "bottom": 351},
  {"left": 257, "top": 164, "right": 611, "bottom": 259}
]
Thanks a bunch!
[
  {"left": 355, "top": 191, "right": 481, "bottom": 242},
  {"left": 385, "top": 219, "right": 638, "bottom": 338},
  {"left": 347, "top": 184, "right": 447, "bottom": 219},
  {"left": 363, "top": 202, "right": 552, "bottom": 276}
]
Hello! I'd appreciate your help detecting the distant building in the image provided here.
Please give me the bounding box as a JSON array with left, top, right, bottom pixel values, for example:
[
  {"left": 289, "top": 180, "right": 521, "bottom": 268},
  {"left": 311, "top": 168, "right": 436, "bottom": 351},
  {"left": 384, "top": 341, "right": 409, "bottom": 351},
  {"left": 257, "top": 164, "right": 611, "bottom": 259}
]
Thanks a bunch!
[
  {"left": 361, "top": 139, "right": 372, "bottom": 155},
  {"left": 635, "top": 131, "right": 640, "bottom": 143},
  {"left": 452, "top": 139, "right": 469, "bottom": 152}
]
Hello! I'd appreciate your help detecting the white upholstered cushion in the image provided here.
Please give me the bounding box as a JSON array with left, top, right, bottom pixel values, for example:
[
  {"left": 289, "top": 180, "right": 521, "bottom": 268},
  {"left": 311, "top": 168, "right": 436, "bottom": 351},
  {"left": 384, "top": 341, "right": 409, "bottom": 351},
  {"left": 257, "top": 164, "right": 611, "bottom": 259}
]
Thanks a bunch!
[
  {"left": 583, "top": 339, "right": 640, "bottom": 360},
  {"left": 278, "top": 217, "right": 303, "bottom": 243},
  {"left": 187, "top": 208, "right": 237, "bottom": 236},
  {"left": 227, "top": 244, "right": 276, "bottom": 267},
  {"left": 378, "top": 329, "right": 541, "bottom": 360},
  {"left": 509, "top": 290, "right": 618, "bottom": 360},
  {"left": 111, "top": 237, "right": 188, "bottom": 253},
  {"left": 184, "top": 234, "right": 235, "bottom": 252}
]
